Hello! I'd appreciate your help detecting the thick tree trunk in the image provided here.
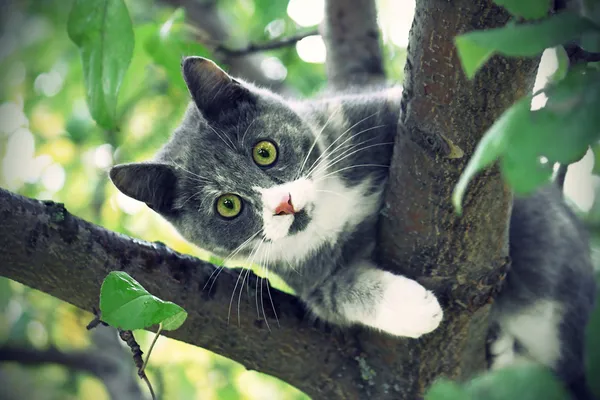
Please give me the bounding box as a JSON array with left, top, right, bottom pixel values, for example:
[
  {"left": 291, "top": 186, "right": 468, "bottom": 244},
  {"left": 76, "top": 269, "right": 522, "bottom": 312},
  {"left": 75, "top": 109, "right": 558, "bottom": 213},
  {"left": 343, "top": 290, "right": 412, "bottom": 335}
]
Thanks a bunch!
[
  {"left": 0, "top": 0, "right": 542, "bottom": 399},
  {"left": 377, "top": 0, "right": 541, "bottom": 395}
]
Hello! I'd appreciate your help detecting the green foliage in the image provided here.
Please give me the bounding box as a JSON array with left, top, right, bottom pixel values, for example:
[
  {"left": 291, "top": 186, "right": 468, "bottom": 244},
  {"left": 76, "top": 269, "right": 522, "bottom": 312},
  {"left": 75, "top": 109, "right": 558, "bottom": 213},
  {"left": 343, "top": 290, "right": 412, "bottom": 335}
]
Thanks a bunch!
[
  {"left": 67, "top": 0, "right": 134, "bottom": 130},
  {"left": 455, "top": 12, "right": 596, "bottom": 79},
  {"left": 454, "top": 66, "right": 600, "bottom": 212},
  {"left": 427, "top": 365, "right": 571, "bottom": 400},
  {"left": 493, "top": 0, "right": 552, "bottom": 20},
  {"left": 425, "top": 380, "right": 471, "bottom": 400},
  {"left": 100, "top": 271, "right": 187, "bottom": 331},
  {"left": 453, "top": 0, "right": 600, "bottom": 211},
  {"left": 1, "top": 0, "right": 599, "bottom": 399},
  {"left": 550, "top": 46, "right": 569, "bottom": 83}
]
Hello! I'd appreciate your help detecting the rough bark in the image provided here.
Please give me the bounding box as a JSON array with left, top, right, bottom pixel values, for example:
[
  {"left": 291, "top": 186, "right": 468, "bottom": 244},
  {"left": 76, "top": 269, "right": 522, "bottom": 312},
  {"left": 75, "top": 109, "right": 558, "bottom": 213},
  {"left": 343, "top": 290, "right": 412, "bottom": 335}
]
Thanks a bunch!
[
  {"left": 376, "top": 0, "right": 541, "bottom": 396},
  {"left": 322, "top": 0, "right": 385, "bottom": 87}
]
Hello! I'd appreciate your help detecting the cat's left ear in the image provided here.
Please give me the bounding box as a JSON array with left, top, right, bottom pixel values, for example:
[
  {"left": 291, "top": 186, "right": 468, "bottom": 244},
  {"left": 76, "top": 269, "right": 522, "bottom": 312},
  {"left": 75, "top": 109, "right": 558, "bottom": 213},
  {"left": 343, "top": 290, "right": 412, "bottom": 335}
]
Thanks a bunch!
[
  {"left": 109, "top": 162, "right": 178, "bottom": 214},
  {"left": 181, "top": 56, "right": 255, "bottom": 123}
]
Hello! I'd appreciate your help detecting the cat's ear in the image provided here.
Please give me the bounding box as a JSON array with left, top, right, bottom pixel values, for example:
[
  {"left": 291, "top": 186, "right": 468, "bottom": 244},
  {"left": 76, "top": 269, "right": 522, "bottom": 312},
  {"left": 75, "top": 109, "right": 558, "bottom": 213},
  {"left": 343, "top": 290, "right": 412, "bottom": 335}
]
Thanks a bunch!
[
  {"left": 109, "top": 163, "right": 178, "bottom": 214},
  {"left": 181, "top": 56, "right": 255, "bottom": 122}
]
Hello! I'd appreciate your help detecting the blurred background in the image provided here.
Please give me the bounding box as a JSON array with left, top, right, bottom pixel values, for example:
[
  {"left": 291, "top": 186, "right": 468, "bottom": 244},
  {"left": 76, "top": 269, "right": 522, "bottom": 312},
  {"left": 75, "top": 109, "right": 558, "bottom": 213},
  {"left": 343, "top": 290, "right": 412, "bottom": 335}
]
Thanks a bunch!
[{"left": 0, "top": 0, "right": 598, "bottom": 399}]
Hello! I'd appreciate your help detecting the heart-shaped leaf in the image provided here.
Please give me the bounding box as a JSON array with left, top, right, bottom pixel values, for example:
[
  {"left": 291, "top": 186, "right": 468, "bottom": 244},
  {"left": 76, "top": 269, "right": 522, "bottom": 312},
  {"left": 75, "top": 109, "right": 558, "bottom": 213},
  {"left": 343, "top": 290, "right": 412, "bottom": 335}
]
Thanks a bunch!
[{"left": 100, "top": 271, "right": 187, "bottom": 331}]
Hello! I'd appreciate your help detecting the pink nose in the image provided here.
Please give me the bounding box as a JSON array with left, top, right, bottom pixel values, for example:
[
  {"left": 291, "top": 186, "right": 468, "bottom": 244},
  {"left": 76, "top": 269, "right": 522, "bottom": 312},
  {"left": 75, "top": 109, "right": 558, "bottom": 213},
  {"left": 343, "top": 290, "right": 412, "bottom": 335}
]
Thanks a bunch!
[{"left": 274, "top": 193, "right": 295, "bottom": 215}]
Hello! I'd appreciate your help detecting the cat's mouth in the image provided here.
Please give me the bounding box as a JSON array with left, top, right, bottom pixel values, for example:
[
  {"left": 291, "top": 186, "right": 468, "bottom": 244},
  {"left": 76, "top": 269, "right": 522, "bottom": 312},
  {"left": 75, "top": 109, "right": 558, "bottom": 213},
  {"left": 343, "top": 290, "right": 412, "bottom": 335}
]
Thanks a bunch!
[
  {"left": 257, "top": 178, "right": 317, "bottom": 242},
  {"left": 262, "top": 205, "right": 312, "bottom": 242}
]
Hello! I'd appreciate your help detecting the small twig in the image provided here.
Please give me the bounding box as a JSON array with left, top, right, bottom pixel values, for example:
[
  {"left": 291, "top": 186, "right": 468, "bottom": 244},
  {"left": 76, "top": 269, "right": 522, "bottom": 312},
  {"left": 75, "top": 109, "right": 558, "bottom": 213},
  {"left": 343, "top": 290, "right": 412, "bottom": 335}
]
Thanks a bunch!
[
  {"left": 564, "top": 43, "right": 600, "bottom": 65},
  {"left": 141, "top": 323, "right": 163, "bottom": 373},
  {"left": 555, "top": 164, "right": 568, "bottom": 190},
  {"left": 214, "top": 30, "right": 319, "bottom": 57},
  {"left": 118, "top": 329, "right": 156, "bottom": 400},
  {"left": 552, "top": 0, "right": 600, "bottom": 66},
  {"left": 87, "top": 309, "right": 156, "bottom": 400},
  {"left": 86, "top": 307, "right": 108, "bottom": 330}
]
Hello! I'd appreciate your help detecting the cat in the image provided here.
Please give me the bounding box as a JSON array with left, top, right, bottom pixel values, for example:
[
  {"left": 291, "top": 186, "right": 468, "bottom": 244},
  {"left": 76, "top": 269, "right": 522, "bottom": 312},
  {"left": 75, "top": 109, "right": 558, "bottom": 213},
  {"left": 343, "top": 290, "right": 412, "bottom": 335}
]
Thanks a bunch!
[{"left": 110, "top": 57, "right": 596, "bottom": 398}]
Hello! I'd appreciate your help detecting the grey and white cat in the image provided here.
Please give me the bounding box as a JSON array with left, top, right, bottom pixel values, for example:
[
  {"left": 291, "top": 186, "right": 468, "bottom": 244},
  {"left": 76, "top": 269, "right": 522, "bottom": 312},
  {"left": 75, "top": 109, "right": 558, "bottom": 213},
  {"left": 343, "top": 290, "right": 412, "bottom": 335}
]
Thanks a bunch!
[{"left": 110, "top": 57, "right": 596, "bottom": 398}]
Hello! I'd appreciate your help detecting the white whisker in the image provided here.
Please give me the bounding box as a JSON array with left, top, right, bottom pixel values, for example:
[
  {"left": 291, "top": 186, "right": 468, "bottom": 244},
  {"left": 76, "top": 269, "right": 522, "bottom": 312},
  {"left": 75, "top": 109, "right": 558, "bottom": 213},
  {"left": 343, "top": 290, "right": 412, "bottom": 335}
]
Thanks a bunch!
[
  {"left": 306, "top": 124, "right": 388, "bottom": 177},
  {"left": 241, "top": 119, "right": 257, "bottom": 145},
  {"left": 204, "top": 229, "right": 262, "bottom": 293},
  {"left": 206, "top": 123, "right": 236, "bottom": 151},
  {"left": 316, "top": 189, "right": 352, "bottom": 202},
  {"left": 168, "top": 156, "right": 210, "bottom": 183},
  {"left": 296, "top": 105, "right": 343, "bottom": 180},
  {"left": 314, "top": 164, "right": 389, "bottom": 182},
  {"left": 305, "top": 113, "right": 380, "bottom": 176},
  {"left": 229, "top": 239, "right": 263, "bottom": 326},
  {"left": 311, "top": 142, "right": 394, "bottom": 179},
  {"left": 264, "top": 245, "right": 280, "bottom": 328}
]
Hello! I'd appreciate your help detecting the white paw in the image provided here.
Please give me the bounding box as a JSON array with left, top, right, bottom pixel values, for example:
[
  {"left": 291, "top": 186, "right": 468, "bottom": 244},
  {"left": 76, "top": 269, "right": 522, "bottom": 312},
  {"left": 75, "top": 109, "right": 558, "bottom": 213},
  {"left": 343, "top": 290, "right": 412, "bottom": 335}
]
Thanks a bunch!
[{"left": 372, "top": 274, "right": 443, "bottom": 338}]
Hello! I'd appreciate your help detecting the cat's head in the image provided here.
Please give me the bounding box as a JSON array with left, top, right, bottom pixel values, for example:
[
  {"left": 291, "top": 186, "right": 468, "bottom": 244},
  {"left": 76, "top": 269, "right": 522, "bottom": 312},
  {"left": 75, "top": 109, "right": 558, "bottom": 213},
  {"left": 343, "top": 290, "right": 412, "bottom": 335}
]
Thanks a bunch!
[{"left": 110, "top": 57, "right": 325, "bottom": 261}]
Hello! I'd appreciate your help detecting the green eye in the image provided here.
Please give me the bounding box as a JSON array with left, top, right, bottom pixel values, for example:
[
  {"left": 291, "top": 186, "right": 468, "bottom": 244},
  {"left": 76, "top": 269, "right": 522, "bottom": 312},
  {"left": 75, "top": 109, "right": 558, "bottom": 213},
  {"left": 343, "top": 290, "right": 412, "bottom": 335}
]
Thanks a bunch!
[
  {"left": 216, "top": 194, "right": 242, "bottom": 218},
  {"left": 252, "top": 140, "right": 278, "bottom": 167}
]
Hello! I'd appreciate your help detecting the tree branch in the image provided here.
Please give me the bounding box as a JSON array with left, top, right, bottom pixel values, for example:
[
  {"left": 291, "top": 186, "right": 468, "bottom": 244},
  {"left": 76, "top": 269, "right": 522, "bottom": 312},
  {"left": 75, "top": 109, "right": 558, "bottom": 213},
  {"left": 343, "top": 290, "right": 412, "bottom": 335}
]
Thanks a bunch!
[
  {"left": 161, "top": 0, "right": 295, "bottom": 95},
  {"left": 0, "top": 188, "right": 420, "bottom": 399},
  {"left": 322, "top": 0, "right": 385, "bottom": 87},
  {"left": 375, "top": 0, "right": 542, "bottom": 397},
  {"left": 0, "top": 347, "right": 116, "bottom": 376},
  {"left": 215, "top": 30, "right": 319, "bottom": 57}
]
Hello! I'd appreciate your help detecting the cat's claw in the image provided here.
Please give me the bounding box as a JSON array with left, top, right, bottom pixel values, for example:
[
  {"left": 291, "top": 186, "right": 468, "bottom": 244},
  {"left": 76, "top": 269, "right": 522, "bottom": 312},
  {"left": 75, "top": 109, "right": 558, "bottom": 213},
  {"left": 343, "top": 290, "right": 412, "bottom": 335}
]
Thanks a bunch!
[{"left": 371, "top": 275, "right": 443, "bottom": 338}]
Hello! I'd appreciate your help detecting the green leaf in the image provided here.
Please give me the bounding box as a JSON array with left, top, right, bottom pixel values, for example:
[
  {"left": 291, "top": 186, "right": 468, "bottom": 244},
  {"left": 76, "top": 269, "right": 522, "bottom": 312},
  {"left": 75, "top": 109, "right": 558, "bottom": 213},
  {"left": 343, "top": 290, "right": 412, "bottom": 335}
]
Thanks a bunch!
[
  {"left": 581, "top": 32, "right": 600, "bottom": 53},
  {"left": 453, "top": 96, "right": 531, "bottom": 214},
  {"left": 67, "top": 0, "right": 134, "bottom": 130},
  {"left": 500, "top": 153, "right": 554, "bottom": 193},
  {"left": 426, "top": 366, "right": 570, "bottom": 400},
  {"left": 425, "top": 380, "right": 472, "bottom": 400},
  {"left": 466, "top": 365, "right": 570, "bottom": 400},
  {"left": 455, "top": 12, "right": 597, "bottom": 79},
  {"left": 100, "top": 271, "right": 187, "bottom": 331},
  {"left": 454, "top": 67, "right": 600, "bottom": 213},
  {"left": 467, "top": 366, "right": 567, "bottom": 399},
  {"left": 494, "top": 0, "right": 551, "bottom": 19},
  {"left": 550, "top": 46, "right": 569, "bottom": 83}
]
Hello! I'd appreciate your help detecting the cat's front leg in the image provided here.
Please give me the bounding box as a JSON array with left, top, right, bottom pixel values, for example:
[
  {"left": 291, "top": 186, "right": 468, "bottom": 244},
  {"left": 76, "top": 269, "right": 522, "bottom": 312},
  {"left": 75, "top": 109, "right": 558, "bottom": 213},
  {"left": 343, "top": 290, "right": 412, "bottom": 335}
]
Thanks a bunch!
[{"left": 305, "top": 262, "right": 443, "bottom": 338}]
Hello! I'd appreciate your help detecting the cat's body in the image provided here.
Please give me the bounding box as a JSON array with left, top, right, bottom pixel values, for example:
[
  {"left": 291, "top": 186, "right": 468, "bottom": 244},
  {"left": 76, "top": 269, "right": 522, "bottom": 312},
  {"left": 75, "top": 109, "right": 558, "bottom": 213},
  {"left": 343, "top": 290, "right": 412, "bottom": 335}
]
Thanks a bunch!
[{"left": 111, "top": 57, "right": 596, "bottom": 398}]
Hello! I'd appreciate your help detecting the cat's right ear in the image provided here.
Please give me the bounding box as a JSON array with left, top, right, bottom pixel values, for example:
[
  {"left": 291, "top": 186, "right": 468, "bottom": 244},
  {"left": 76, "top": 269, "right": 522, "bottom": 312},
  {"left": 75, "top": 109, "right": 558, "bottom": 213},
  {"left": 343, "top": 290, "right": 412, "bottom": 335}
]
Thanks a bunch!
[
  {"left": 109, "top": 163, "right": 178, "bottom": 214},
  {"left": 181, "top": 56, "right": 255, "bottom": 123}
]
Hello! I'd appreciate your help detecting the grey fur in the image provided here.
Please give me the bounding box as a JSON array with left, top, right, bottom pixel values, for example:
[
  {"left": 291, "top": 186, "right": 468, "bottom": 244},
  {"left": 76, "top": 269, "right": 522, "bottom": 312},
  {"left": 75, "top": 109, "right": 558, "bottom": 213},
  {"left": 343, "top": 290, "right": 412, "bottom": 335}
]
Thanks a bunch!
[{"left": 110, "top": 57, "right": 596, "bottom": 398}]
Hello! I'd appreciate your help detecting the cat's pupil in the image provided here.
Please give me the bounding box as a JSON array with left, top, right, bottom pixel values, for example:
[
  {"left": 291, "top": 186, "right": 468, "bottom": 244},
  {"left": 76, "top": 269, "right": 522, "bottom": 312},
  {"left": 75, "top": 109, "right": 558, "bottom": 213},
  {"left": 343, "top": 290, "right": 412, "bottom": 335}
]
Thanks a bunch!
[
  {"left": 258, "top": 148, "right": 269, "bottom": 158},
  {"left": 223, "top": 199, "right": 234, "bottom": 209}
]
